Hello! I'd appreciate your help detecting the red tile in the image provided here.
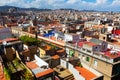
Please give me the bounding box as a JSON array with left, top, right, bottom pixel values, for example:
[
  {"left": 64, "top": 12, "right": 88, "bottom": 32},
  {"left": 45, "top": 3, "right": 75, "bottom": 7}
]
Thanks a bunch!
[{"left": 75, "top": 66, "right": 96, "bottom": 80}]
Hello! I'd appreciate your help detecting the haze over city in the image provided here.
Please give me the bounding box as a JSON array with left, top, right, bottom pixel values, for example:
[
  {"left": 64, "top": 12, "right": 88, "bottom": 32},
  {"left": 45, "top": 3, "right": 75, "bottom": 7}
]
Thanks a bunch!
[{"left": 0, "top": 0, "right": 120, "bottom": 11}]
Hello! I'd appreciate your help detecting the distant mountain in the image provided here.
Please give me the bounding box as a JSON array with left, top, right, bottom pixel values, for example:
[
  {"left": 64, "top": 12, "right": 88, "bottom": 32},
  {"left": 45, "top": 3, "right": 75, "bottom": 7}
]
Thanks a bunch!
[
  {"left": 81, "top": 9, "right": 98, "bottom": 12},
  {"left": 0, "top": 5, "right": 14, "bottom": 12},
  {"left": 0, "top": 5, "right": 108, "bottom": 12},
  {"left": 0, "top": 5, "right": 52, "bottom": 12},
  {"left": 59, "top": 8, "right": 79, "bottom": 11}
]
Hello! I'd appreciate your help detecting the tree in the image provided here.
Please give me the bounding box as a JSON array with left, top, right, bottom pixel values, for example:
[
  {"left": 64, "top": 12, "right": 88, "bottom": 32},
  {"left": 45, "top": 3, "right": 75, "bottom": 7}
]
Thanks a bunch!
[{"left": 19, "top": 36, "right": 40, "bottom": 46}]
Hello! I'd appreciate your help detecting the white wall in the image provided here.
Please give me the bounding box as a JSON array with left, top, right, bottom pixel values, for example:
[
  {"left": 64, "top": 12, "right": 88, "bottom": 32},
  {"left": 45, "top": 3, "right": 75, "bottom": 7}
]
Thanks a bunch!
[
  {"left": 34, "top": 55, "right": 48, "bottom": 68},
  {"left": 66, "top": 48, "right": 70, "bottom": 55},
  {"left": 107, "top": 26, "right": 113, "bottom": 32},
  {"left": 108, "top": 44, "right": 114, "bottom": 49},
  {"left": 60, "top": 59, "right": 85, "bottom": 80},
  {"left": 64, "top": 34, "right": 73, "bottom": 41},
  {"left": 60, "top": 59, "right": 67, "bottom": 68},
  {"left": 55, "top": 33, "right": 58, "bottom": 39},
  {"left": 68, "top": 63, "right": 85, "bottom": 80}
]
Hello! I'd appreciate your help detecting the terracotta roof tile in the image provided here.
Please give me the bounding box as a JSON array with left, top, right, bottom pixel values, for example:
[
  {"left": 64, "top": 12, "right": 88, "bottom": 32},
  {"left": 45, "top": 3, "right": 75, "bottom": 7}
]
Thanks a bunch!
[
  {"left": 52, "top": 55, "right": 60, "bottom": 59},
  {"left": 0, "top": 40, "right": 2, "bottom": 43},
  {"left": 86, "top": 42, "right": 97, "bottom": 46},
  {"left": 26, "top": 61, "right": 54, "bottom": 78},
  {"left": 78, "top": 41, "right": 87, "bottom": 48},
  {"left": 3, "top": 38, "right": 18, "bottom": 42},
  {"left": 57, "top": 49, "right": 65, "bottom": 53},
  {"left": 35, "top": 69, "right": 54, "bottom": 78},
  {"left": 75, "top": 66, "right": 96, "bottom": 80},
  {"left": 26, "top": 61, "right": 39, "bottom": 69}
]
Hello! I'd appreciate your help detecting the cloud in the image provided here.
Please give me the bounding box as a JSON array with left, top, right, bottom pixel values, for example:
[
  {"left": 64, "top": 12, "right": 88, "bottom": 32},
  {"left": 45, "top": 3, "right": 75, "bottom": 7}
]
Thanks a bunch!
[
  {"left": 0, "top": 0, "right": 120, "bottom": 11},
  {"left": 111, "top": 0, "right": 120, "bottom": 6},
  {"left": 67, "top": 0, "right": 80, "bottom": 4},
  {"left": 96, "top": 0, "right": 107, "bottom": 4}
]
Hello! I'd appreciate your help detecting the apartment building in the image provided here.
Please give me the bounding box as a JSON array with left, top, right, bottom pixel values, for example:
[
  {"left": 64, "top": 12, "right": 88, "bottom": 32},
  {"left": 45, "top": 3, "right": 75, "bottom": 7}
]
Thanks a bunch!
[
  {"left": 84, "top": 21, "right": 101, "bottom": 28},
  {"left": 66, "top": 38, "right": 120, "bottom": 80},
  {"left": 60, "top": 57, "right": 103, "bottom": 80}
]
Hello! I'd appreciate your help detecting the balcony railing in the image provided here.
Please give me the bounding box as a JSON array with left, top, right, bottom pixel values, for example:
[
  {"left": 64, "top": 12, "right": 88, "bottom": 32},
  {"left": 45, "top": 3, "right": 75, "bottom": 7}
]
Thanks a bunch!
[{"left": 66, "top": 43, "right": 114, "bottom": 64}]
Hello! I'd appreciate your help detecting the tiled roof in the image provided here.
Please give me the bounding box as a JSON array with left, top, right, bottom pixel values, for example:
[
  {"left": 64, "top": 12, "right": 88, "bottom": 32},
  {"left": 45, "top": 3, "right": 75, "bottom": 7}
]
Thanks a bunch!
[
  {"left": 0, "top": 40, "right": 2, "bottom": 43},
  {"left": 0, "top": 38, "right": 18, "bottom": 43},
  {"left": 2, "top": 38, "right": 18, "bottom": 42},
  {"left": 45, "top": 45, "right": 51, "bottom": 50},
  {"left": 78, "top": 41, "right": 96, "bottom": 47},
  {"left": 35, "top": 69, "right": 54, "bottom": 78},
  {"left": 86, "top": 42, "right": 97, "bottom": 46},
  {"left": 57, "top": 49, "right": 65, "bottom": 53},
  {"left": 78, "top": 41, "right": 86, "bottom": 48},
  {"left": 104, "top": 50, "right": 120, "bottom": 59},
  {"left": 52, "top": 55, "right": 60, "bottom": 59},
  {"left": 50, "top": 36, "right": 56, "bottom": 41},
  {"left": 6, "top": 23, "right": 18, "bottom": 27},
  {"left": 26, "top": 61, "right": 38, "bottom": 69},
  {"left": 26, "top": 60, "right": 54, "bottom": 78},
  {"left": 75, "top": 66, "right": 96, "bottom": 80},
  {"left": 0, "top": 26, "right": 3, "bottom": 28}
]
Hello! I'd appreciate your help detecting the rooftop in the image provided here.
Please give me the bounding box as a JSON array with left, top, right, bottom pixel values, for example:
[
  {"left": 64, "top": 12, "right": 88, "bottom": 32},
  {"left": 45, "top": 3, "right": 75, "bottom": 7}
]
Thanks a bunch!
[
  {"left": 0, "top": 38, "right": 18, "bottom": 43},
  {"left": 26, "top": 60, "right": 54, "bottom": 78},
  {"left": 67, "top": 40, "right": 120, "bottom": 60},
  {"left": 75, "top": 66, "right": 97, "bottom": 80},
  {"left": 85, "top": 42, "right": 97, "bottom": 46},
  {"left": 77, "top": 41, "right": 87, "bottom": 48},
  {"left": 53, "top": 65, "right": 73, "bottom": 78},
  {"left": 90, "top": 38, "right": 103, "bottom": 45},
  {"left": 0, "top": 26, "right": 3, "bottom": 29},
  {"left": 2, "top": 38, "right": 18, "bottom": 42},
  {"left": 52, "top": 55, "right": 60, "bottom": 59},
  {"left": 0, "top": 40, "right": 2, "bottom": 43},
  {"left": 103, "top": 50, "right": 120, "bottom": 59},
  {"left": 45, "top": 45, "right": 51, "bottom": 50}
]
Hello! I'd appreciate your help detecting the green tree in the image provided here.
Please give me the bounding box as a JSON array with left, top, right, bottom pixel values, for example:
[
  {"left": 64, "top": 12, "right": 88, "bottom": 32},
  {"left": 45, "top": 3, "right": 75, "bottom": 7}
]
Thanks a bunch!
[{"left": 19, "top": 36, "right": 40, "bottom": 46}]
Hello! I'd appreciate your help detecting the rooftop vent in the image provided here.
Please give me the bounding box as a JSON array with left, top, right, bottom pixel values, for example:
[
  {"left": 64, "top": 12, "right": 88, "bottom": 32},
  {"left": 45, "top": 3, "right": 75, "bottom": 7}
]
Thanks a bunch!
[
  {"left": 110, "top": 50, "right": 118, "bottom": 55},
  {"left": 41, "top": 65, "right": 48, "bottom": 69}
]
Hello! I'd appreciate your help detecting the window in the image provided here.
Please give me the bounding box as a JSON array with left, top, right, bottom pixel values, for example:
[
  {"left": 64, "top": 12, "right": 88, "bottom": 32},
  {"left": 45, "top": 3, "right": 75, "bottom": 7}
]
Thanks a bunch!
[
  {"left": 103, "top": 37, "right": 106, "bottom": 40},
  {"left": 87, "top": 50, "right": 91, "bottom": 53},
  {"left": 69, "top": 50, "right": 74, "bottom": 57},
  {"left": 82, "top": 55, "right": 85, "bottom": 60},
  {"left": 82, "top": 48, "right": 85, "bottom": 51},
  {"left": 94, "top": 60, "right": 98, "bottom": 67},
  {"left": 78, "top": 54, "right": 81, "bottom": 58},
  {"left": 86, "top": 57, "right": 90, "bottom": 62}
]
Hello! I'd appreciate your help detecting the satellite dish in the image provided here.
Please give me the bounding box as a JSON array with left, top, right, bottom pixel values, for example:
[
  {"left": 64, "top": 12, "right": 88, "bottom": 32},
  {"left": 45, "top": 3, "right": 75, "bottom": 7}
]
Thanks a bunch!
[{"left": 2, "top": 41, "right": 7, "bottom": 45}]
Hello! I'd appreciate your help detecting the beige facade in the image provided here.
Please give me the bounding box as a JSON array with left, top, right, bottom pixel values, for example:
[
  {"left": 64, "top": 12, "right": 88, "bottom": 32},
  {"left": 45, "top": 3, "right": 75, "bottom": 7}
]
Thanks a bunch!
[
  {"left": 99, "top": 34, "right": 107, "bottom": 41},
  {"left": 39, "top": 48, "right": 46, "bottom": 57},
  {"left": 66, "top": 46, "right": 120, "bottom": 80}
]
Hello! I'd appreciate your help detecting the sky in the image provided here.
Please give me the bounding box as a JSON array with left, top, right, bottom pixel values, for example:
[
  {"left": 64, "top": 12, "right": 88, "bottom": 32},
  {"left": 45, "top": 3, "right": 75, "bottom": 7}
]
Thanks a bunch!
[{"left": 0, "top": 0, "right": 120, "bottom": 11}]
